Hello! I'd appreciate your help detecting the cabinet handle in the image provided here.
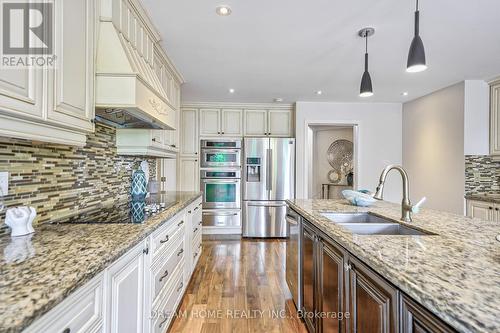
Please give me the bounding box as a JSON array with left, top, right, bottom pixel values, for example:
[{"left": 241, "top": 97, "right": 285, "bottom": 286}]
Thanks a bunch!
[
  {"left": 344, "top": 263, "right": 352, "bottom": 272},
  {"left": 489, "top": 207, "right": 494, "bottom": 210},
  {"left": 152, "top": 138, "right": 156, "bottom": 142},
  {"left": 193, "top": 227, "right": 198, "bottom": 233},
  {"left": 177, "top": 282, "right": 184, "bottom": 292},
  {"left": 171, "top": 144, "right": 176, "bottom": 148},
  {"left": 160, "top": 235, "right": 169, "bottom": 244},
  {"left": 199, "top": 221, "right": 202, "bottom": 226},
  {"left": 194, "top": 206, "right": 199, "bottom": 211},
  {"left": 177, "top": 248, "right": 184, "bottom": 256},
  {"left": 62, "top": 329, "right": 70, "bottom": 333},
  {"left": 159, "top": 270, "right": 169, "bottom": 282},
  {"left": 193, "top": 252, "right": 198, "bottom": 259},
  {"left": 188, "top": 210, "right": 192, "bottom": 214},
  {"left": 177, "top": 220, "right": 184, "bottom": 227},
  {"left": 143, "top": 247, "right": 149, "bottom": 255}
]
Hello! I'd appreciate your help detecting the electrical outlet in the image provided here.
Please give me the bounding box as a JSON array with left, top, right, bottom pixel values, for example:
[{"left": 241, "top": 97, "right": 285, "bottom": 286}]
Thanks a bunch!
[{"left": 0, "top": 172, "right": 8, "bottom": 196}]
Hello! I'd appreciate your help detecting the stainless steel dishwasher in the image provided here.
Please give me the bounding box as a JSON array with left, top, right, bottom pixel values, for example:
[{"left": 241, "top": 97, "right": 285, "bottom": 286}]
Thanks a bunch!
[{"left": 285, "top": 206, "right": 302, "bottom": 313}]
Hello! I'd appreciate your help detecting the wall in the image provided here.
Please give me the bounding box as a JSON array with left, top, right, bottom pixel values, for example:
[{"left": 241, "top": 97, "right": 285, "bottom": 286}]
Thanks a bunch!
[
  {"left": 402, "top": 82, "right": 465, "bottom": 214},
  {"left": 312, "top": 127, "right": 353, "bottom": 199},
  {"left": 0, "top": 123, "right": 156, "bottom": 233},
  {"left": 295, "top": 102, "right": 403, "bottom": 202}
]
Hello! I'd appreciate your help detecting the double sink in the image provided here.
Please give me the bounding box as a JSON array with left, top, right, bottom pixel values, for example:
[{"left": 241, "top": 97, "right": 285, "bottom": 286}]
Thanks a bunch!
[{"left": 321, "top": 212, "right": 435, "bottom": 236}]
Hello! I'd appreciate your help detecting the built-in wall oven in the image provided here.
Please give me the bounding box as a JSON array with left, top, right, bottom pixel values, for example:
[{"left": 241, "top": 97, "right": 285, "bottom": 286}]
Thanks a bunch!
[
  {"left": 200, "top": 170, "right": 241, "bottom": 209},
  {"left": 200, "top": 139, "right": 241, "bottom": 168},
  {"left": 200, "top": 139, "right": 243, "bottom": 230}
]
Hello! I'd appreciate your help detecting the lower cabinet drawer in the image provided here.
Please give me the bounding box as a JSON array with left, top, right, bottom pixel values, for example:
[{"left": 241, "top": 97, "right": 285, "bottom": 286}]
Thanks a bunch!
[
  {"left": 151, "top": 239, "right": 185, "bottom": 304},
  {"left": 151, "top": 212, "right": 184, "bottom": 258},
  {"left": 202, "top": 209, "right": 241, "bottom": 227},
  {"left": 24, "top": 273, "right": 104, "bottom": 333},
  {"left": 152, "top": 268, "right": 185, "bottom": 333}
]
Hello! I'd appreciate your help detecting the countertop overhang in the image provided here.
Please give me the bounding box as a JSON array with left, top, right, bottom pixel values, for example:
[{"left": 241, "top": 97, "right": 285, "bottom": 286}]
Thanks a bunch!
[
  {"left": 0, "top": 191, "right": 202, "bottom": 333},
  {"left": 286, "top": 198, "right": 500, "bottom": 333}
]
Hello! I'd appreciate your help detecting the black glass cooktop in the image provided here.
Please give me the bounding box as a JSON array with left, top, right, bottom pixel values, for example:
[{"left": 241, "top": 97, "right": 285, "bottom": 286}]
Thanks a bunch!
[{"left": 49, "top": 198, "right": 178, "bottom": 225}]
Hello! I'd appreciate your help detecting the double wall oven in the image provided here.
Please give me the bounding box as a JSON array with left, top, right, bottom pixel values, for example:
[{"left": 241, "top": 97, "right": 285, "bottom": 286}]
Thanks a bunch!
[{"left": 200, "top": 139, "right": 242, "bottom": 229}]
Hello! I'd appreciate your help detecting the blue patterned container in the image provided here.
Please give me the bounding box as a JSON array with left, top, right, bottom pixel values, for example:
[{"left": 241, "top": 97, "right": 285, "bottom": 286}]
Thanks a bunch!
[
  {"left": 131, "top": 169, "right": 147, "bottom": 200},
  {"left": 131, "top": 200, "right": 146, "bottom": 223}
]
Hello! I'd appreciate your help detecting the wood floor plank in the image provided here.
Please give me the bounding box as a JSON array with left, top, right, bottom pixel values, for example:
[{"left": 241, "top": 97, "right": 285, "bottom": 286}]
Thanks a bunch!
[{"left": 167, "top": 238, "right": 307, "bottom": 333}]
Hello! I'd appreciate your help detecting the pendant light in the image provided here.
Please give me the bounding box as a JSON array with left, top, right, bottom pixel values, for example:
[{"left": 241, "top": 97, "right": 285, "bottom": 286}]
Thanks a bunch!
[
  {"left": 407, "top": 0, "right": 427, "bottom": 72},
  {"left": 359, "top": 27, "right": 374, "bottom": 98}
]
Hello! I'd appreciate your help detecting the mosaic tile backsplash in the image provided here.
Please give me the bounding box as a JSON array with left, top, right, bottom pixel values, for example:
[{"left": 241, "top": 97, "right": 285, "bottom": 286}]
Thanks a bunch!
[
  {"left": 465, "top": 155, "right": 500, "bottom": 195},
  {"left": 0, "top": 123, "right": 156, "bottom": 232}
]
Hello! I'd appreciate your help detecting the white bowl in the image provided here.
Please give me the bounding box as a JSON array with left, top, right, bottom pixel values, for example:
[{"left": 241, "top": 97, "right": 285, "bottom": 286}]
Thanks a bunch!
[{"left": 342, "top": 190, "right": 377, "bottom": 207}]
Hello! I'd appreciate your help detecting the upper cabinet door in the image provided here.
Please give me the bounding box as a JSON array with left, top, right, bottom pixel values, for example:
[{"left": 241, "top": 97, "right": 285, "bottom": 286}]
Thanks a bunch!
[
  {"left": 47, "top": 0, "right": 95, "bottom": 132},
  {"left": 268, "top": 110, "right": 292, "bottom": 137},
  {"left": 490, "top": 81, "right": 500, "bottom": 155},
  {"left": 0, "top": 67, "right": 45, "bottom": 120},
  {"left": 244, "top": 110, "right": 268, "bottom": 136},
  {"left": 221, "top": 109, "right": 243, "bottom": 136},
  {"left": 180, "top": 108, "right": 199, "bottom": 156},
  {"left": 199, "top": 108, "right": 220, "bottom": 136}
]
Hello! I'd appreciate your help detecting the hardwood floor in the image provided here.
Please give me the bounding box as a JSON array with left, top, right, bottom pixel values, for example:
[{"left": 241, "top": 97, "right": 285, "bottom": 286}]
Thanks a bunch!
[{"left": 168, "top": 237, "right": 308, "bottom": 333}]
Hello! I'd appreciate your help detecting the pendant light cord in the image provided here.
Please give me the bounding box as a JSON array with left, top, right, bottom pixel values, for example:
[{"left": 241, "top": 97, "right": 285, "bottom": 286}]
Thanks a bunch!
[
  {"left": 414, "top": 0, "right": 420, "bottom": 36},
  {"left": 364, "top": 34, "right": 369, "bottom": 72}
]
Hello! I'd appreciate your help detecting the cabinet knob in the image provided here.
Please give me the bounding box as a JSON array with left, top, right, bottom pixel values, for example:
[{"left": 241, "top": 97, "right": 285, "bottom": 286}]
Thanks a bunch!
[
  {"left": 489, "top": 207, "right": 494, "bottom": 210},
  {"left": 178, "top": 220, "right": 184, "bottom": 227},
  {"left": 62, "top": 328, "right": 70, "bottom": 333},
  {"left": 222, "top": 131, "right": 225, "bottom": 134},
  {"left": 152, "top": 138, "right": 156, "bottom": 142},
  {"left": 195, "top": 152, "right": 198, "bottom": 155},
  {"left": 496, "top": 208, "right": 499, "bottom": 211}
]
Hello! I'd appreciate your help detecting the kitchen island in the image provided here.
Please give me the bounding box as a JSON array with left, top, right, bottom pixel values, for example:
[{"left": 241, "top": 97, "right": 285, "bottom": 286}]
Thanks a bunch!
[
  {"left": 286, "top": 199, "right": 500, "bottom": 333},
  {"left": 0, "top": 191, "right": 202, "bottom": 333}
]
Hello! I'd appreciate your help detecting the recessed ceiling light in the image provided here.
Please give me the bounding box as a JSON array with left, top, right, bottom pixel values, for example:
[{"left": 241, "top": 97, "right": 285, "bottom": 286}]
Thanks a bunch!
[
  {"left": 274, "top": 98, "right": 284, "bottom": 102},
  {"left": 228, "top": 88, "right": 235, "bottom": 93},
  {"left": 216, "top": 6, "right": 232, "bottom": 16},
  {"left": 316, "top": 90, "right": 323, "bottom": 95},
  {"left": 402, "top": 92, "right": 409, "bottom": 96}
]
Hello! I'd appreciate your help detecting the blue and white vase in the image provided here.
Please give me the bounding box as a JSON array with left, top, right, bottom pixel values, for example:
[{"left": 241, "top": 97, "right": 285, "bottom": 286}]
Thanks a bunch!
[
  {"left": 131, "top": 169, "right": 147, "bottom": 200},
  {"left": 131, "top": 200, "right": 146, "bottom": 223}
]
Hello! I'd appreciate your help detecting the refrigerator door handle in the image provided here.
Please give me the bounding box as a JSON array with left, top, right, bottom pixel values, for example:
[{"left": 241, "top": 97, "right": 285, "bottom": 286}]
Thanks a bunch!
[
  {"left": 247, "top": 202, "right": 287, "bottom": 207},
  {"left": 266, "top": 148, "right": 272, "bottom": 191}
]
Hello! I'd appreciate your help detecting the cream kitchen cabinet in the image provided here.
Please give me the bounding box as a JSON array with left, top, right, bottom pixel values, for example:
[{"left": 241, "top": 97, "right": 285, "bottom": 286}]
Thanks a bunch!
[
  {"left": 199, "top": 108, "right": 243, "bottom": 137},
  {"left": 106, "top": 240, "right": 148, "bottom": 333},
  {"left": 180, "top": 108, "right": 199, "bottom": 156},
  {"left": 116, "top": 129, "right": 178, "bottom": 158},
  {"left": 179, "top": 157, "right": 200, "bottom": 191},
  {"left": 23, "top": 273, "right": 105, "bottom": 333},
  {"left": 244, "top": 109, "right": 293, "bottom": 137},
  {"left": 0, "top": 0, "right": 96, "bottom": 146},
  {"left": 466, "top": 199, "right": 500, "bottom": 222},
  {"left": 490, "top": 79, "right": 500, "bottom": 156}
]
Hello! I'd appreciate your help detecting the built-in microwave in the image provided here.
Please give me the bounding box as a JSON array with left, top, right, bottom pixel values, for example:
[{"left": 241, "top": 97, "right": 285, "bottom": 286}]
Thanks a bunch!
[{"left": 200, "top": 139, "right": 242, "bottom": 168}]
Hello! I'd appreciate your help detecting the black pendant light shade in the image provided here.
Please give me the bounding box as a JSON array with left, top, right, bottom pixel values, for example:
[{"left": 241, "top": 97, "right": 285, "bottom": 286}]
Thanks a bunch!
[
  {"left": 359, "top": 28, "right": 374, "bottom": 97},
  {"left": 407, "top": 0, "right": 427, "bottom": 72}
]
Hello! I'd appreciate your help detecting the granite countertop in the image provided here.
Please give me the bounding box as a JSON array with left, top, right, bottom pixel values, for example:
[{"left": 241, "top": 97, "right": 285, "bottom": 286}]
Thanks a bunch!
[
  {"left": 286, "top": 199, "right": 500, "bottom": 333},
  {"left": 0, "top": 191, "right": 202, "bottom": 333},
  {"left": 465, "top": 194, "right": 500, "bottom": 204}
]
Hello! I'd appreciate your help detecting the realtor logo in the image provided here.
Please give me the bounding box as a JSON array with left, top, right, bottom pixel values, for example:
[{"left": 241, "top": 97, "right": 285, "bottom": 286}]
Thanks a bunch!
[{"left": 1, "top": 0, "right": 55, "bottom": 67}]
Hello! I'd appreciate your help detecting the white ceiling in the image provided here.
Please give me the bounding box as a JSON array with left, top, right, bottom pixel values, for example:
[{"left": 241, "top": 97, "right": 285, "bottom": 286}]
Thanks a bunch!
[{"left": 140, "top": 0, "right": 500, "bottom": 103}]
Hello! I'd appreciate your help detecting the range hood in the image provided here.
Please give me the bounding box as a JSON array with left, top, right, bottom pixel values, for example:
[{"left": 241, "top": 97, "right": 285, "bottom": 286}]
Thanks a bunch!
[{"left": 95, "top": 14, "right": 175, "bottom": 130}]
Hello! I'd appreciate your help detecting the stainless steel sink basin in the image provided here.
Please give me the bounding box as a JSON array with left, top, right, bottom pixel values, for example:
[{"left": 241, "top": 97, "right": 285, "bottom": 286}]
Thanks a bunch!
[
  {"left": 321, "top": 212, "right": 393, "bottom": 224},
  {"left": 337, "top": 223, "right": 431, "bottom": 236},
  {"left": 321, "top": 212, "right": 434, "bottom": 236}
]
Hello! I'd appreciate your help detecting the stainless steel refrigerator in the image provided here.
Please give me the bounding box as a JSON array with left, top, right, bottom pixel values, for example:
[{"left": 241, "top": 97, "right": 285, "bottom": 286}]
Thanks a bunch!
[{"left": 242, "top": 137, "right": 295, "bottom": 237}]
